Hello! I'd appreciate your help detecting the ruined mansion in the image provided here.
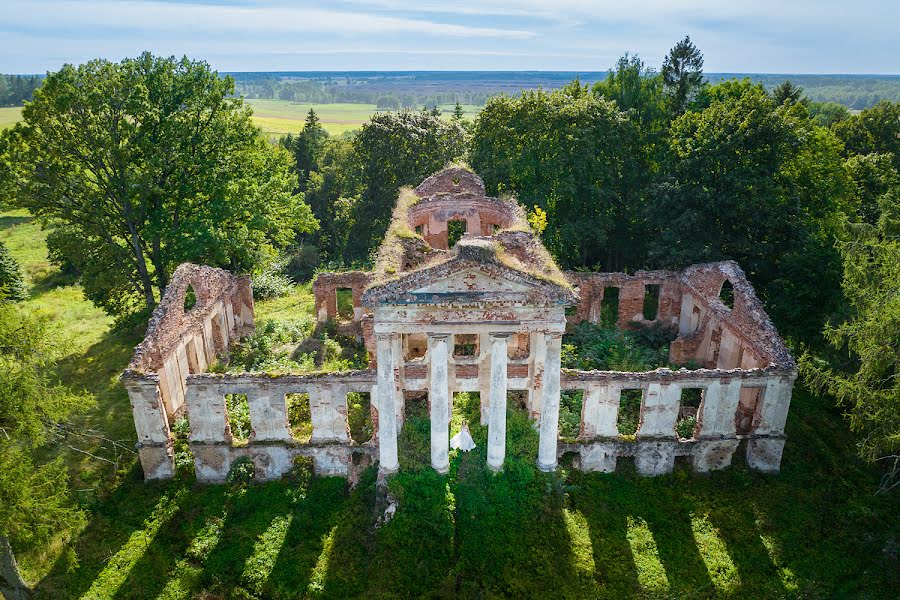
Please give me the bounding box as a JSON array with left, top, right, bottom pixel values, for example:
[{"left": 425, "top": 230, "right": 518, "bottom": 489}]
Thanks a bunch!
[{"left": 123, "top": 167, "right": 797, "bottom": 482}]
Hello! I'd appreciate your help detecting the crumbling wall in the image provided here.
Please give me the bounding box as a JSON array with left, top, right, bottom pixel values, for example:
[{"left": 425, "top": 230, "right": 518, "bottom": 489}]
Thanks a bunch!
[
  {"left": 123, "top": 263, "right": 254, "bottom": 479},
  {"left": 561, "top": 366, "right": 795, "bottom": 475},
  {"left": 567, "top": 270, "right": 682, "bottom": 328},
  {"left": 185, "top": 372, "right": 376, "bottom": 482},
  {"left": 671, "top": 261, "right": 794, "bottom": 370},
  {"left": 312, "top": 271, "right": 371, "bottom": 334},
  {"left": 408, "top": 194, "right": 520, "bottom": 249}
]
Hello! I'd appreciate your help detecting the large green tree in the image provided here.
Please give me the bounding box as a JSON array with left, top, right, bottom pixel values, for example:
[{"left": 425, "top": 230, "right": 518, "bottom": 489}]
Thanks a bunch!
[
  {"left": 3, "top": 53, "right": 316, "bottom": 316},
  {"left": 648, "top": 84, "right": 849, "bottom": 343},
  {"left": 471, "top": 82, "right": 642, "bottom": 269},
  {"left": 345, "top": 110, "right": 466, "bottom": 261},
  {"left": 0, "top": 301, "right": 83, "bottom": 599},
  {"left": 282, "top": 109, "right": 328, "bottom": 191},
  {"left": 593, "top": 54, "right": 668, "bottom": 168}
]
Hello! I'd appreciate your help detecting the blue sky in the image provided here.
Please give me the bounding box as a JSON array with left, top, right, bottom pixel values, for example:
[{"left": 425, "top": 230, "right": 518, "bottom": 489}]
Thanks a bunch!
[{"left": 2, "top": 0, "right": 898, "bottom": 74}]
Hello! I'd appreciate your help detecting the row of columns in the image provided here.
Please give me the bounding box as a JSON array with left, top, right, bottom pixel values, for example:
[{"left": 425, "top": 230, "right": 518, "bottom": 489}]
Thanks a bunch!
[{"left": 375, "top": 331, "right": 563, "bottom": 474}]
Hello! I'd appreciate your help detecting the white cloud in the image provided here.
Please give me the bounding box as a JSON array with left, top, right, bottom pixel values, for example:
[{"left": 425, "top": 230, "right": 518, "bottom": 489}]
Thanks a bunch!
[{"left": 3, "top": 0, "right": 536, "bottom": 39}]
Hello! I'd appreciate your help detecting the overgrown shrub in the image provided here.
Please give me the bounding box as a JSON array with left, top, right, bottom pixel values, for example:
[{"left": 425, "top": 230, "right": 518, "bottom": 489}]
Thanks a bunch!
[
  {"left": 252, "top": 268, "right": 294, "bottom": 300},
  {"left": 225, "top": 456, "right": 255, "bottom": 485},
  {"left": 562, "top": 321, "right": 671, "bottom": 371},
  {"left": 225, "top": 394, "right": 251, "bottom": 442}
]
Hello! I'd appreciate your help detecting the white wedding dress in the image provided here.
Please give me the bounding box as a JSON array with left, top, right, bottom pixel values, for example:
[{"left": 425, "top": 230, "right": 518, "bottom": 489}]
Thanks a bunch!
[{"left": 450, "top": 422, "right": 476, "bottom": 452}]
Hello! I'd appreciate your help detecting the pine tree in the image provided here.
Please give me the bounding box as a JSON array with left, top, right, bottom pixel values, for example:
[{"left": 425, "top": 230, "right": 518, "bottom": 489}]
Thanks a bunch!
[
  {"left": 0, "top": 241, "right": 26, "bottom": 302},
  {"left": 453, "top": 101, "right": 464, "bottom": 120},
  {"left": 661, "top": 36, "right": 705, "bottom": 116}
]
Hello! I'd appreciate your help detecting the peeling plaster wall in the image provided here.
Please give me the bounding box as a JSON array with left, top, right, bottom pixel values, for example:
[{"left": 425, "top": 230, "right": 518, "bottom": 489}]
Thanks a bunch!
[
  {"left": 184, "top": 373, "right": 376, "bottom": 482},
  {"left": 561, "top": 367, "right": 796, "bottom": 475}
]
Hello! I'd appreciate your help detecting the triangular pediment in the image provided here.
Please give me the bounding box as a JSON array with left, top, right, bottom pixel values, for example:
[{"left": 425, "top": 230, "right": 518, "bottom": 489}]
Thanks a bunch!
[
  {"left": 411, "top": 267, "right": 537, "bottom": 294},
  {"left": 362, "top": 258, "right": 577, "bottom": 307}
]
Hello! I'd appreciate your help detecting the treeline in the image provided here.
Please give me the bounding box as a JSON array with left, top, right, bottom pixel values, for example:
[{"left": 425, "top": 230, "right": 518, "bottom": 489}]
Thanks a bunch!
[
  {"left": 230, "top": 71, "right": 900, "bottom": 111},
  {"left": 231, "top": 73, "right": 493, "bottom": 109},
  {"left": 0, "top": 74, "right": 42, "bottom": 107}
]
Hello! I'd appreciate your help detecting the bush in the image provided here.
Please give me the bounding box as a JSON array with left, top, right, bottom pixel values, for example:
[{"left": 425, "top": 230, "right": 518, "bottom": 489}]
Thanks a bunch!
[
  {"left": 562, "top": 321, "right": 671, "bottom": 371},
  {"left": 252, "top": 268, "right": 294, "bottom": 300}
]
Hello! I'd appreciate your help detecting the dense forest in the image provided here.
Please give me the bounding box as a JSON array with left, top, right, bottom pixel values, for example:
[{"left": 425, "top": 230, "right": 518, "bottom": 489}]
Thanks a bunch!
[{"left": 0, "top": 40, "right": 898, "bottom": 598}]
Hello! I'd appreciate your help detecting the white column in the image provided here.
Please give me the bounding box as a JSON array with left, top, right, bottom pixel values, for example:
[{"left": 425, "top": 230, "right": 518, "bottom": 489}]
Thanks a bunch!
[
  {"left": 487, "top": 333, "right": 510, "bottom": 471},
  {"left": 537, "top": 332, "right": 563, "bottom": 471},
  {"left": 376, "top": 334, "right": 399, "bottom": 473},
  {"left": 429, "top": 334, "right": 450, "bottom": 473}
]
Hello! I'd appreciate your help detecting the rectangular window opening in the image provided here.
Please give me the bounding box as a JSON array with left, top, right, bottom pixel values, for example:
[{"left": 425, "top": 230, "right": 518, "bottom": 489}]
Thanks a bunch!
[
  {"left": 336, "top": 288, "right": 354, "bottom": 321},
  {"left": 347, "top": 391, "right": 373, "bottom": 443},
  {"left": 453, "top": 333, "right": 479, "bottom": 358},
  {"left": 601, "top": 287, "right": 620, "bottom": 328},
  {"left": 403, "top": 333, "right": 428, "bottom": 361},
  {"left": 559, "top": 390, "right": 584, "bottom": 440},
  {"left": 676, "top": 388, "right": 704, "bottom": 440},
  {"left": 448, "top": 220, "right": 467, "bottom": 248},
  {"left": 643, "top": 284, "right": 661, "bottom": 321},
  {"left": 414, "top": 224, "right": 424, "bottom": 236},
  {"left": 225, "top": 393, "right": 251, "bottom": 446},
  {"left": 286, "top": 392, "right": 312, "bottom": 443},
  {"left": 735, "top": 387, "right": 764, "bottom": 436},
  {"left": 617, "top": 388, "right": 643, "bottom": 437}
]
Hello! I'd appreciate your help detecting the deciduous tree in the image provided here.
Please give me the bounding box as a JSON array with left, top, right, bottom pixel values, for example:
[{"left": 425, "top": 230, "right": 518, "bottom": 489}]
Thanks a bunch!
[
  {"left": 471, "top": 82, "right": 642, "bottom": 269},
  {"left": 3, "top": 53, "right": 316, "bottom": 317},
  {"left": 345, "top": 110, "right": 465, "bottom": 260}
]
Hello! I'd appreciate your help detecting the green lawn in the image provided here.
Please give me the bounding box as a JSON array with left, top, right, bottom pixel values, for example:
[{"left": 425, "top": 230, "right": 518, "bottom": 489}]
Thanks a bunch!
[
  {"left": 0, "top": 106, "right": 22, "bottom": 129},
  {"left": 3, "top": 209, "right": 897, "bottom": 598}
]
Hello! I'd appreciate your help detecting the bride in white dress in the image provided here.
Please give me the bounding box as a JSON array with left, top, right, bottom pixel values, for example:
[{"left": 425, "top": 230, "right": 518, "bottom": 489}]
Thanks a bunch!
[{"left": 450, "top": 421, "right": 476, "bottom": 452}]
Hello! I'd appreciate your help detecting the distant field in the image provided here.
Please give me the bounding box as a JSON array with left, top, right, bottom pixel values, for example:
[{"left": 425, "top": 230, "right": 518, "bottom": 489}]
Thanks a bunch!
[
  {"left": 246, "top": 99, "right": 480, "bottom": 137},
  {"left": 245, "top": 99, "right": 376, "bottom": 136},
  {"left": 0, "top": 106, "right": 22, "bottom": 129}
]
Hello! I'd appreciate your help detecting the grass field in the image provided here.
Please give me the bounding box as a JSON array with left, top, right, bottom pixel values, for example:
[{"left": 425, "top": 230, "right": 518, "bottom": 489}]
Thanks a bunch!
[
  {"left": 2, "top": 209, "right": 898, "bottom": 598},
  {"left": 0, "top": 100, "right": 481, "bottom": 137},
  {"left": 0, "top": 106, "right": 22, "bottom": 129}
]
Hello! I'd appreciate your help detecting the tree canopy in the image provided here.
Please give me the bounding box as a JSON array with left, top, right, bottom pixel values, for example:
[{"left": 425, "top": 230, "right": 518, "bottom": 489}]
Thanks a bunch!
[{"left": 2, "top": 53, "right": 316, "bottom": 317}]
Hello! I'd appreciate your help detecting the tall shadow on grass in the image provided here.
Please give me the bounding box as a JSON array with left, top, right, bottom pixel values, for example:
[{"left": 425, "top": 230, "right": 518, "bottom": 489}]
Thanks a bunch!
[
  {"left": 318, "top": 468, "right": 380, "bottom": 597},
  {"left": 34, "top": 469, "right": 176, "bottom": 599},
  {"left": 261, "top": 474, "right": 349, "bottom": 598},
  {"left": 572, "top": 471, "right": 642, "bottom": 599},
  {"left": 452, "top": 404, "right": 591, "bottom": 598},
  {"left": 109, "top": 483, "right": 227, "bottom": 600}
]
